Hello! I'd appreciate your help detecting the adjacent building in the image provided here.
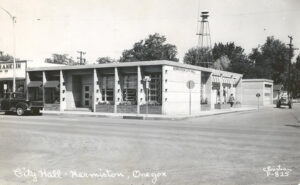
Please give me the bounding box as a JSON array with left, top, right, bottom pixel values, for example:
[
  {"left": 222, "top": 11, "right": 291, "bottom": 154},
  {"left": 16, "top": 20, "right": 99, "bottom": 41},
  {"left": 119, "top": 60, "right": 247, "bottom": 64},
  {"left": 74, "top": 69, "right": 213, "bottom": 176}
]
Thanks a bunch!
[
  {"left": 242, "top": 79, "right": 273, "bottom": 106},
  {"left": 0, "top": 60, "right": 65, "bottom": 98},
  {"left": 26, "top": 60, "right": 243, "bottom": 115},
  {"left": 0, "top": 60, "right": 27, "bottom": 97}
]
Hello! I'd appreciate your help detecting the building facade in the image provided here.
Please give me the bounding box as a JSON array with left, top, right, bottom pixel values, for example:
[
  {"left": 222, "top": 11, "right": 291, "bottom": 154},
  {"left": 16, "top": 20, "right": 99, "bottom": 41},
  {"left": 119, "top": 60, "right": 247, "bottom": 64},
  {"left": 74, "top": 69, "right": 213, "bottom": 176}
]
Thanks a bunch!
[
  {"left": 27, "top": 60, "right": 243, "bottom": 115},
  {"left": 242, "top": 79, "right": 273, "bottom": 106},
  {"left": 0, "top": 60, "right": 27, "bottom": 98}
]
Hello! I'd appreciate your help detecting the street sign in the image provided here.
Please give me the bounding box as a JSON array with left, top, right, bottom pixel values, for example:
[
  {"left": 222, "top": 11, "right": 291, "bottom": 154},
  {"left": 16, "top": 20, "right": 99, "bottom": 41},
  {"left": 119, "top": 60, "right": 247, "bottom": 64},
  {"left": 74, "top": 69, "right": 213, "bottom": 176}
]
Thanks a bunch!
[
  {"left": 186, "top": 80, "right": 195, "bottom": 116},
  {"left": 256, "top": 93, "right": 260, "bottom": 111},
  {"left": 186, "top": 80, "right": 195, "bottom": 89}
]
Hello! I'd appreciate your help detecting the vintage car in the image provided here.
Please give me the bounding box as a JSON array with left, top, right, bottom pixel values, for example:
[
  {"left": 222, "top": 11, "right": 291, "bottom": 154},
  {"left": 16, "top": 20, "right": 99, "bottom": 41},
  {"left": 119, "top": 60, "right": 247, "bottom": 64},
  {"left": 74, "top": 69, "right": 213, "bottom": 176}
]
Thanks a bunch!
[
  {"left": 276, "top": 91, "right": 292, "bottom": 109},
  {"left": 0, "top": 92, "right": 44, "bottom": 116}
]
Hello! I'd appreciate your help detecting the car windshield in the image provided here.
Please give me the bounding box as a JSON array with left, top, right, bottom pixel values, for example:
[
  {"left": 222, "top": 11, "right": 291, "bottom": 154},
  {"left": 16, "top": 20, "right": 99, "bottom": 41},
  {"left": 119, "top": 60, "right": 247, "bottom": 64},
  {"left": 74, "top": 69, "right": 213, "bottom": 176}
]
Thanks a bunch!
[{"left": 12, "top": 93, "right": 25, "bottom": 99}]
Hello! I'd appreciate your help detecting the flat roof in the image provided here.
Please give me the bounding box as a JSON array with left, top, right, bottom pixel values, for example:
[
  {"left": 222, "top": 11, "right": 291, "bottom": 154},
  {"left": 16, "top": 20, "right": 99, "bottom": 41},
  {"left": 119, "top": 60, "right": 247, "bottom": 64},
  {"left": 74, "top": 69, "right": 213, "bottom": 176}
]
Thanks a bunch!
[
  {"left": 242, "top": 78, "right": 273, "bottom": 83},
  {"left": 27, "top": 60, "right": 243, "bottom": 77}
]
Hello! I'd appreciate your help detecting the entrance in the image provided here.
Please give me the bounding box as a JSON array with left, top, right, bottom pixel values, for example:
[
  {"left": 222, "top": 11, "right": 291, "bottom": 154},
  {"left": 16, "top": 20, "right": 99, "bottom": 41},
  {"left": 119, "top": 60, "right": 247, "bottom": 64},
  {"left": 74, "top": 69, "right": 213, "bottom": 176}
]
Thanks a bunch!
[{"left": 82, "top": 85, "right": 91, "bottom": 107}]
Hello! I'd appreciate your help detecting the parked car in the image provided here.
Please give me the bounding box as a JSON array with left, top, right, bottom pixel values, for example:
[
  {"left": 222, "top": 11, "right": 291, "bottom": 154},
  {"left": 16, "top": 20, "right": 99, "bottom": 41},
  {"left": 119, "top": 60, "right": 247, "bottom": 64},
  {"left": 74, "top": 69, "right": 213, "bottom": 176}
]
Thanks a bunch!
[
  {"left": 276, "top": 91, "right": 292, "bottom": 109},
  {"left": 0, "top": 92, "right": 44, "bottom": 116}
]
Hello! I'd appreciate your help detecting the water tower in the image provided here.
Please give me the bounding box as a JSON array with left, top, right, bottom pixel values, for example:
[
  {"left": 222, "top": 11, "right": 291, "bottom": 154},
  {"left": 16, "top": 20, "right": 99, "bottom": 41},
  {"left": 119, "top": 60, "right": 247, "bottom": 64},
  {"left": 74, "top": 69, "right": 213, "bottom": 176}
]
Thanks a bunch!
[{"left": 196, "top": 11, "right": 212, "bottom": 67}]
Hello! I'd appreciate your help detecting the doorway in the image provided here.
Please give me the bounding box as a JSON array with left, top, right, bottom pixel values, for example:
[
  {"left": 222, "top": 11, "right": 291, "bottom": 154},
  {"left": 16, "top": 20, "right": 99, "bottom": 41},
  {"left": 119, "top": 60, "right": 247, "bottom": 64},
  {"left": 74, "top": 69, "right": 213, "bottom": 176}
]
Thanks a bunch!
[{"left": 82, "top": 85, "right": 91, "bottom": 107}]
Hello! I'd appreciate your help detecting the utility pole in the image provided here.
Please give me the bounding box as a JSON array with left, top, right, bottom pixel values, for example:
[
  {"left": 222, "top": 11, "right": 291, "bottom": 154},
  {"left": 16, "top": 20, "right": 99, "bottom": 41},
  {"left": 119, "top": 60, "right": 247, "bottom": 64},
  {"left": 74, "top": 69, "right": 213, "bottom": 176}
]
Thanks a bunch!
[
  {"left": 1, "top": 7, "right": 16, "bottom": 92},
  {"left": 287, "top": 36, "right": 299, "bottom": 99},
  {"left": 77, "top": 51, "right": 86, "bottom": 65}
]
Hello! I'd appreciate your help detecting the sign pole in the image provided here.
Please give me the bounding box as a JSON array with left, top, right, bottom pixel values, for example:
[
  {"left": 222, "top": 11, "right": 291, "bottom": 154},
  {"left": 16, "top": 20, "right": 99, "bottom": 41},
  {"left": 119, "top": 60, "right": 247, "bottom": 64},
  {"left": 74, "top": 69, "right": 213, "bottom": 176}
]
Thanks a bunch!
[
  {"left": 189, "top": 88, "right": 191, "bottom": 115},
  {"left": 256, "top": 93, "right": 260, "bottom": 111},
  {"left": 186, "top": 80, "right": 195, "bottom": 116},
  {"left": 257, "top": 97, "right": 259, "bottom": 111}
]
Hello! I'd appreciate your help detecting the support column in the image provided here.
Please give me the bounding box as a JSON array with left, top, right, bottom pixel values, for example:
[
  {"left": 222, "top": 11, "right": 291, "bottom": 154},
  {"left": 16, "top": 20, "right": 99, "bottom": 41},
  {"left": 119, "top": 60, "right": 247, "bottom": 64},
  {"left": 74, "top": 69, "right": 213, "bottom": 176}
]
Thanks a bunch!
[
  {"left": 59, "top": 70, "right": 66, "bottom": 111},
  {"left": 93, "top": 68, "right": 98, "bottom": 112},
  {"left": 161, "top": 66, "right": 166, "bottom": 115},
  {"left": 236, "top": 77, "right": 243, "bottom": 104},
  {"left": 114, "top": 67, "right": 120, "bottom": 113},
  {"left": 42, "top": 71, "right": 46, "bottom": 105},
  {"left": 219, "top": 75, "right": 224, "bottom": 103},
  {"left": 137, "top": 66, "right": 141, "bottom": 114},
  {"left": 205, "top": 73, "right": 213, "bottom": 109},
  {"left": 26, "top": 71, "right": 30, "bottom": 100}
]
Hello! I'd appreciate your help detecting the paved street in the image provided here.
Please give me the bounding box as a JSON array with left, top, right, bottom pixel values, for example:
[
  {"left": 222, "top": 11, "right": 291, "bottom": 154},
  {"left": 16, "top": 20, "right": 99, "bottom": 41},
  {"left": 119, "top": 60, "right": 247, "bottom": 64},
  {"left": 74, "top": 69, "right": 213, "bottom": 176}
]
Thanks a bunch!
[{"left": 0, "top": 105, "right": 299, "bottom": 185}]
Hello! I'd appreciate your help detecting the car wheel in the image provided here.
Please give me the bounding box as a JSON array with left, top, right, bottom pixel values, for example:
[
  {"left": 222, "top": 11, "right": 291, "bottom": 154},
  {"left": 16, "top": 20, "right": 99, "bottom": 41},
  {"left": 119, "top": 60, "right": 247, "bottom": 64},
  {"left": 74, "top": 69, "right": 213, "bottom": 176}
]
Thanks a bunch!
[{"left": 16, "top": 107, "right": 25, "bottom": 116}]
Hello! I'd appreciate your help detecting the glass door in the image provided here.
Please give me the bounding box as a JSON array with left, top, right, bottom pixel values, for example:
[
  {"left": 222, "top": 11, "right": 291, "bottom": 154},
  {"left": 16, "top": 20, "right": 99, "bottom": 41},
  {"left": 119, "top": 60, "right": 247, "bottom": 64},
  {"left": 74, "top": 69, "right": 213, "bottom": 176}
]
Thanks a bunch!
[{"left": 82, "top": 85, "right": 91, "bottom": 107}]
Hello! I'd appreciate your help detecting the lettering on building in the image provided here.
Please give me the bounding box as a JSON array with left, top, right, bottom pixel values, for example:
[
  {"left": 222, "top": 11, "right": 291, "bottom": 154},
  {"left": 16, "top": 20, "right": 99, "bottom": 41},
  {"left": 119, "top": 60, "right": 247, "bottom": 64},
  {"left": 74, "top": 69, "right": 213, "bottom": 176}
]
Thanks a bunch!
[{"left": 172, "top": 67, "right": 196, "bottom": 73}]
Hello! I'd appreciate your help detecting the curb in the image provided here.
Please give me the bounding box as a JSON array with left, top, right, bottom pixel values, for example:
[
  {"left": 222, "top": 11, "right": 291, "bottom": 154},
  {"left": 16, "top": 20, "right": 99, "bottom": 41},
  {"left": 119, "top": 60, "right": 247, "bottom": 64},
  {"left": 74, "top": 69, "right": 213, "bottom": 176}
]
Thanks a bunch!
[{"left": 41, "top": 108, "right": 257, "bottom": 121}]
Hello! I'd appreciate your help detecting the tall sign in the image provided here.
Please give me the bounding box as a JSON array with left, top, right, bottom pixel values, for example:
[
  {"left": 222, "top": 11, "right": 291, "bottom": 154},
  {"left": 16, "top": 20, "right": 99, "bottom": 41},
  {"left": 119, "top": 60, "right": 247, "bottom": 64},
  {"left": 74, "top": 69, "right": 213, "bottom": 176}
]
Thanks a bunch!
[{"left": 0, "top": 61, "right": 26, "bottom": 79}]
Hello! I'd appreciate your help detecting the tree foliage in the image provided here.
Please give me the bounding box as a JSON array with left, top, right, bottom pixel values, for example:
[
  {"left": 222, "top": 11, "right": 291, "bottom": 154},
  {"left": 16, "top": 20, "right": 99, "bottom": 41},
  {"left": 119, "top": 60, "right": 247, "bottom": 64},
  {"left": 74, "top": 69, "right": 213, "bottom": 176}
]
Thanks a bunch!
[
  {"left": 120, "top": 33, "right": 178, "bottom": 62},
  {"left": 0, "top": 51, "right": 13, "bottom": 62},
  {"left": 45, "top": 54, "right": 78, "bottom": 65},
  {"left": 212, "top": 42, "right": 251, "bottom": 75},
  {"left": 183, "top": 42, "right": 251, "bottom": 74},
  {"left": 183, "top": 47, "right": 212, "bottom": 67},
  {"left": 96, "top": 57, "right": 116, "bottom": 64},
  {"left": 296, "top": 55, "right": 300, "bottom": 70},
  {"left": 213, "top": 55, "right": 231, "bottom": 70},
  {"left": 249, "top": 36, "right": 290, "bottom": 84}
]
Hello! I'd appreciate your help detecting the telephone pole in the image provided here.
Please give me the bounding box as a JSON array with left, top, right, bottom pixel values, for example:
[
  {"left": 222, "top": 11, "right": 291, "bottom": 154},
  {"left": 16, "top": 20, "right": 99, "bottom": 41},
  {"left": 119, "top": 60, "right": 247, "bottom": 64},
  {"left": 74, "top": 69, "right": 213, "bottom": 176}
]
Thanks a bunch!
[
  {"left": 77, "top": 51, "right": 86, "bottom": 65},
  {"left": 287, "top": 36, "right": 299, "bottom": 98}
]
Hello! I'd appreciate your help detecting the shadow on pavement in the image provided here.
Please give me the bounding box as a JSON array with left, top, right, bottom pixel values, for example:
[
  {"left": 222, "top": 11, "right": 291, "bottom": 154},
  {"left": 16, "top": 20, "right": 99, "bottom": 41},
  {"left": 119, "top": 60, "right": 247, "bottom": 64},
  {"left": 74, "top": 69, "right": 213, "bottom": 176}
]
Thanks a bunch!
[{"left": 285, "top": 124, "right": 300, "bottom": 128}]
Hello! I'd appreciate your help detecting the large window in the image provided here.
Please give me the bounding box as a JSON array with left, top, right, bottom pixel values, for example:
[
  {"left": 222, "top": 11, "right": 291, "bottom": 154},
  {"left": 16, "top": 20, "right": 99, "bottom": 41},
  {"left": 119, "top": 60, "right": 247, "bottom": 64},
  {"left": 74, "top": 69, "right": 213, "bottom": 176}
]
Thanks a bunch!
[
  {"left": 45, "top": 88, "right": 60, "bottom": 104},
  {"left": 101, "top": 75, "right": 114, "bottom": 102},
  {"left": 148, "top": 73, "right": 162, "bottom": 104},
  {"left": 29, "top": 87, "right": 43, "bottom": 101},
  {"left": 122, "top": 75, "right": 137, "bottom": 103}
]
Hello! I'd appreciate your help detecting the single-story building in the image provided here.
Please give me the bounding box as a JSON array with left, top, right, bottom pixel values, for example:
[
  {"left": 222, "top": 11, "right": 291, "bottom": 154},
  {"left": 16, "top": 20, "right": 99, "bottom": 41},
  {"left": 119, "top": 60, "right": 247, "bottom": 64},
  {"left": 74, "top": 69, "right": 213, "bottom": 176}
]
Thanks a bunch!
[
  {"left": 0, "top": 60, "right": 27, "bottom": 97},
  {"left": 26, "top": 60, "right": 243, "bottom": 115},
  {"left": 242, "top": 79, "right": 273, "bottom": 106}
]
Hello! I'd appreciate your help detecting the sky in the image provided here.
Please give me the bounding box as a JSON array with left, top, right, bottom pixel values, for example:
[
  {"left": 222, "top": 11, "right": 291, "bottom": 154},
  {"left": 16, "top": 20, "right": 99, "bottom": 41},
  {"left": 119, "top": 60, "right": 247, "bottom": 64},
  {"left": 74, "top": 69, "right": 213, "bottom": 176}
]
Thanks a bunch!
[{"left": 0, "top": 0, "right": 300, "bottom": 64}]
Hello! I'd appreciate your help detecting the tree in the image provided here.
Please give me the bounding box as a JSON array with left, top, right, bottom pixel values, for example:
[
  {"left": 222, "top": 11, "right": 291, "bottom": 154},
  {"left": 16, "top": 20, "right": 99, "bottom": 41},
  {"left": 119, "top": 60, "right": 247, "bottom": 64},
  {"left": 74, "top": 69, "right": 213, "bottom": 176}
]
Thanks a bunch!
[
  {"left": 0, "top": 51, "right": 13, "bottom": 61},
  {"left": 183, "top": 42, "right": 251, "bottom": 75},
  {"left": 45, "top": 54, "right": 78, "bottom": 65},
  {"left": 212, "top": 42, "right": 251, "bottom": 75},
  {"left": 213, "top": 55, "right": 231, "bottom": 70},
  {"left": 96, "top": 57, "right": 116, "bottom": 64},
  {"left": 249, "top": 36, "right": 290, "bottom": 84},
  {"left": 296, "top": 55, "right": 300, "bottom": 70},
  {"left": 183, "top": 47, "right": 212, "bottom": 67},
  {"left": 120, "top": 33, "right": 178, "bottom": 62}
]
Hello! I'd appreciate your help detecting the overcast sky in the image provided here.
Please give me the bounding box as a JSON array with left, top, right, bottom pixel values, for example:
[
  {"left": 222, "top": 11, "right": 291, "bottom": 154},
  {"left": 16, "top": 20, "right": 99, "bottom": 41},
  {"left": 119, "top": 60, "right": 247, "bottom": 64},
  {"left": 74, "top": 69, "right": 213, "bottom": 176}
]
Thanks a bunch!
[{"left": 0, "top": 0, "right": 299, "bottom": 64}]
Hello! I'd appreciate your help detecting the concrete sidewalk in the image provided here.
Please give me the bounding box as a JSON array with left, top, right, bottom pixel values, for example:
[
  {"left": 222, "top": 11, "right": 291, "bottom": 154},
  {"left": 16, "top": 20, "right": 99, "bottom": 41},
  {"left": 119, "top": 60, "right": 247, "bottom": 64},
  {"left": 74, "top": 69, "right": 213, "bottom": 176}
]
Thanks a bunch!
[{"left": 41, "top": 106, "right": 259, "bottom": 120}]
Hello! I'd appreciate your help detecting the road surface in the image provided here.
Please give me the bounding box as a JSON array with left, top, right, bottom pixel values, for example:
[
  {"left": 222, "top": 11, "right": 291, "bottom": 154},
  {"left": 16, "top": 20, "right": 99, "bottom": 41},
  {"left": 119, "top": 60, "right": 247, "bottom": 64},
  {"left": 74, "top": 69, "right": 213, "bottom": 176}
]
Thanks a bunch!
[{"left": 0, "top": 105, "right": 299, "bottom": 185}]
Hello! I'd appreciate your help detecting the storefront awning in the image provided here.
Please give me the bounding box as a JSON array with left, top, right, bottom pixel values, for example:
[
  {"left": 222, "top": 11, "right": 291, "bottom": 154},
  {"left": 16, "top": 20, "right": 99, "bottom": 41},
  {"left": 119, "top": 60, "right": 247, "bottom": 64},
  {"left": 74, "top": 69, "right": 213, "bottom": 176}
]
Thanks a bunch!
[
  {"left": 212, "top": 76, "right": 220, "bottom": 83},
  {"left": 44, "top": 81, "right": 59, "bottom": 88},
  {"left": 27, "top": 81, "right": 43, "bottom": 87},
  {"left": 212, "top": 76, "right": 236, "bottom": 85},
  {"left": 222, "top": 78, "right": 232, "bottom": 84}
]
